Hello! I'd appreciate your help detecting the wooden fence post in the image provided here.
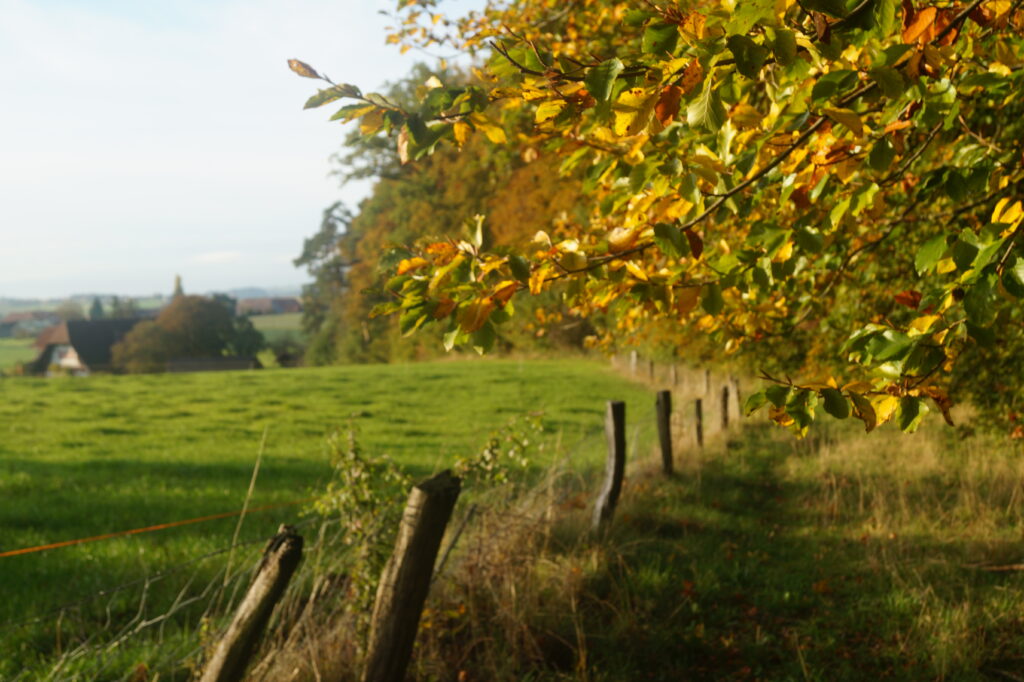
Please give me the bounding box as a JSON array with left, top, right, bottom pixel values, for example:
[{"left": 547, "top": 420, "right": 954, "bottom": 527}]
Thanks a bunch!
[
  {"left": 721, "top": 385, "right": 730, "bottom": 431},
  {"left": 200, "top": 525, "right": 303, "bottom": 682},
  {"left": 694, "top": 398, "right": 704, "bottom": 448},
  {"left": 731, "top": 377, "right": 743, "bottom": 423},
  {"left": 361, "top": 470, "right": 461, "bottom": 682},
  {"left": 629, "top": 350, "right": 638, "bottom": 376},
  {"left": 648, "top": 359, "right": 655, "bottom": 382},
  {"left": 670, "top": 364, "right": 678, "bottom": 387},
  {"left": 704, "top": 369, "right": 711, "bottom": 395},
  {"left": 655, "top": 391, "right": 673, "bottom": 476},
  {"left": 592, "top": 401, "right": 626, "bottom": 534}
]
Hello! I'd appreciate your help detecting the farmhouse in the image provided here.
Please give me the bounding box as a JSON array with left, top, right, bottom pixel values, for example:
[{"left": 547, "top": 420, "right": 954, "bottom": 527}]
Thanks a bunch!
[
  {"left": 29, "top": 319, "right": 140, "bottom": 376},
  {"left": 235, "top": 297, "right": 302, "bottom": 316}
]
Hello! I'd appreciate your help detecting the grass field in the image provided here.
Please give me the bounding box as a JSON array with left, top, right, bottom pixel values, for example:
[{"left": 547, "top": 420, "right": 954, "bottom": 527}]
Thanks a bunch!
[
  {"left": 0, "top": 337, "right": 36, "bottom": 370},
  {"left": 0, "top": 358, "right": 656, "bottom": 677},
  {"left": 250, "top": 312, "right": 305, "bottom": 344}
]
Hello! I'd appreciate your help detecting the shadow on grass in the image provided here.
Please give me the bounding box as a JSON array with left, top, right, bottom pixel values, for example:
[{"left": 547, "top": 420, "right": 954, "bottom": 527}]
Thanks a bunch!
[{"left": 556, "top": 426, "right": 1024, "bottom": 681}]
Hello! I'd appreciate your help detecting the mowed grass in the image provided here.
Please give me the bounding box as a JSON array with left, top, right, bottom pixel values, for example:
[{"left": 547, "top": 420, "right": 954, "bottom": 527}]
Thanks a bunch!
[
  {"left": 0, "top": 358, "right": 655, "bottom": 677},
  {"left": 0, "top": 337, "right": 36, "bottom": 370},
  {"left": 250, "top": 311, "right": 305, "bottom": 344}
]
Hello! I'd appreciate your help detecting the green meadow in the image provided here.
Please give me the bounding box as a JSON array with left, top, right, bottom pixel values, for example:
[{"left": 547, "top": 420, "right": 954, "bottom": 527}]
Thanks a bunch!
[
  {"left": 250, "top": 312, "right": 305, "bottom": 344},
  {"left": 0, "top": 338, "right": 36, "bottom": 371},
  {"left": 0, "top": 358, "right": 655, "bottom": 677}
]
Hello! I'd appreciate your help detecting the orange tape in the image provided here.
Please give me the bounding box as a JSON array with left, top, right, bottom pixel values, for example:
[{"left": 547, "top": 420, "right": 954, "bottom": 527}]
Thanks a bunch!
[{"left": 0, "top": 499, "right": 311, "bottom": 559}]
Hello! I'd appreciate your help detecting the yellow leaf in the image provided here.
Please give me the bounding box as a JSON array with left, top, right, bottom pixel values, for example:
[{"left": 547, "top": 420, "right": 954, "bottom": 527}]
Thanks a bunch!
[
  {"left": 769, "top": 406, "right": 795, "bottom": 427},
  {"left": 936, "top": 258, "right": 957, "bottom": 274},
  {"left": 458, "top": 298, "right": 495, "bottom": 332},
  {"left": 613, "top": 87, "right": 657, "bottom": 137},
  {"left": 823, "top": 108, "right": 864, "bottom": 137},
  {"left": 529, "top": 266, "right": 548, "bottom": 295},
  {"left": 287, "top": 59, "right": 320, "bottom": 79},
  {"left": 470, "top": 114, "right": 507, "bottom": 144},
  {"left": 359, "top": 109, "right": 385, "bottom": 136},
  {"left": 608, "top": 227, "right": 638, "bottom": 252},
  {"left": 453, "top": 120, "right": 472, "bottom": 147},
  {"left": 993, "top": 198, "right": 1023, "bottom": 227},
  {"left": 909, "top": 314, "right": 940, "bottom": 334},
  {"left": 623, "top": 260, "right": 649, "bottom": 281},
  {"left": 534, "top": 100, "right": 566, "bottom": 124},
  {"left": 397, "top": 257, "right": 429, "bottom": 275},
  {"left": 772, "top": 241, "right": 794, "bottom": 263},
  {"left": 872, "top": 395, "right": 899, "bottom": 425}
]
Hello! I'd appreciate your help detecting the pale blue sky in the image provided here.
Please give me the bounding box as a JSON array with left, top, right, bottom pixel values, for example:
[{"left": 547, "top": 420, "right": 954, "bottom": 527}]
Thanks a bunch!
[{"left": 0, "top": 0, "right": 470, "bottom": 299}]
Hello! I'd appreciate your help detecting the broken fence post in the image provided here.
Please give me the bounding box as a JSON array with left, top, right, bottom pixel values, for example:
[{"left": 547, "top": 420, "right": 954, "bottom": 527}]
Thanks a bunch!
[
  {"left": 361, "top": 470, "right": 462, "bottom": 682},
  {"left": 592, "top": 400, "right": 626, "bottom": 535},
  {"left": 200, "top": 525, "right": 303, "bottom": 682},
  {"left": 656, "top": 390, "right": 673, "bottom": 476}
]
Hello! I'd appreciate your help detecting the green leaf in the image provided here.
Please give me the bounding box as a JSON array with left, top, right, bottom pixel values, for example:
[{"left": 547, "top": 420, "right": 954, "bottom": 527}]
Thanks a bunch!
[
  {"left": 964, "top": 275, "right": 997, "bottom": 326},
  {"left": 914, "top": 235, "right": 947, "bottom": 275},
  {"left": 765, "top": 384, "right": 792, "bottom": 407},
  {"left": 727, "top": 35, "right": 770, "bottom": 79},
  {"left": 701, "top": 282, "right": 724, "bottom": 314},
  {"left": 508, "top": 255, "right": 531, "bottom": 284},
  {"left": 952, "top": 239, "right": 979, "bottom": 272},
  {"left": 585, "top": 58, "right": 624, "bottom": 104},
  {"left": 687, "top": 77, "right": 727, "bottom": 132},
  {"left": 868, "top": 67, "right": 905, "bottom": 99},
  {"left": 642, "top": 23, "right": 679, "bottom": 55},
  {"left": 1001, "top": 260, "right": 1024, "bottom": 298},
  {"left": 653, "top": 222, "right": 688, "bottom": 258},
  {"left": 821, "top": 388, "right": 850, "bottom": 419},
  {"left": 443, "top": 327, "right": 461, "bottom": 352},
  {"left": 471, "top": 322, "right": 496, "bottom": 354},
  {"left": 772, "top": 29, "right": 797, "bottom": 66},
  {"left": 794, "top": 225, "right": 824, "bottom": 253},
  {"left": 399, "top": 307, "right": 427, "bottom": 337},
  {"left": 304, "top": 84, "right": 361, "bottom": 110},
  {"left": 811, "top": 70, "right": 857, "bottom": 102},
  {"left": 897, "top": 396, "right": 927, "bottom": 433},
  {"left": 728, "top": 0, "right": 777, "bottom": 34},
  {"left": 744, "top": 390, "right": 769, "bottom": 415},
  {"left": 802, "top": 0, "right": 848, "bottom": 18}
]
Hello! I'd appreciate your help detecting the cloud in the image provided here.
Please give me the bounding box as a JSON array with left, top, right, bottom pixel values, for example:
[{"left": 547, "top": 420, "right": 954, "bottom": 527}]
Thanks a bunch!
[{"left": 192, "top": 251, "right": 243, "bottom": 264}]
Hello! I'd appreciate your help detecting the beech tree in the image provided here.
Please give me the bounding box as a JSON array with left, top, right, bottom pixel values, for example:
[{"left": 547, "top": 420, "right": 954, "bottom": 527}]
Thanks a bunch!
[{"left": 294, "top": 0, "right": 1023, "bottom": 434}]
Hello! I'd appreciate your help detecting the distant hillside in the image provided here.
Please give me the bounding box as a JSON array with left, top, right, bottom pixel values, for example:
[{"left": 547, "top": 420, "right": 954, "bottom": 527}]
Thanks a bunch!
[{"left": 0, "top": 286, "right": 303, "bottom": 316}]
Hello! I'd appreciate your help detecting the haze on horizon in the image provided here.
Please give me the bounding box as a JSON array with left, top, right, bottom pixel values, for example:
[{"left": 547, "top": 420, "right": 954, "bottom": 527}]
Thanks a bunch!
[{"left": 0, "top": 0, "right": 446, "bottom": 301}]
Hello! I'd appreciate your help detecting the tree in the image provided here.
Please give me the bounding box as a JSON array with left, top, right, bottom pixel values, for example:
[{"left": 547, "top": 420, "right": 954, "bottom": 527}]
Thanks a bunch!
[
  {"left": 89, "top": 297, "right": 105, "bottom": 320},
  {"left": 54, "top": 300, "right": 85, "bottom": 322},
  {"left": 294, "top": 1, "right": 1024, "bottom": 433},
  {"left": 172, "top": 274, "right": 184, "bottom": 299},
  {"left": 112, "top": 295, "right": 266, "bottom": 373},
  {"left": 109, "top": 296, "right": 139, "bottom": 319}
]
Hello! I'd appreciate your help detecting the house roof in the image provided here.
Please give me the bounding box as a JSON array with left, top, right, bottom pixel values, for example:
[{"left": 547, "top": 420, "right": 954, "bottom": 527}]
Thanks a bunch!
[
  {"left": 66, "top": 319, "right": 140, "bottom": 368},
  {"left": 32, "top": 319, "right": 141, "bottom": 371}
]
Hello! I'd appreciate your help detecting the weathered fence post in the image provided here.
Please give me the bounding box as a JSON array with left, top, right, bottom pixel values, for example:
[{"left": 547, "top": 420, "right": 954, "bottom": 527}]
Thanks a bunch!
[
  {"left": 648, "top": 359, "right": 655, "bottom": 382},
  {"left": 694, "top": 398, "right": 704, "bottom": 448},
  {"left": 670, "top": 364, "right": 678, "bottom": 387},
  {"left": 704, "top": 369, "right": 712, "bottom": 395},
  {"left": 200, "top": 525, "right": 303, "bottom": 682},
  {"left": 721, "top": 385, "right": 730, "bottom": 431},
  {"left": 731, "top": 377, "right": 743, "bottom": 423},
  {"left": 592, "top": 401, "right": 626, "bottom": 534},
  {"left": 656, "top": 391, "right": 673, "bottom": 476},
  {"left": 629, "top": 350, "right": 638, "bottom": 376},
  {"left": 361, "top": 470, "right": 461, "bottom": 682}
]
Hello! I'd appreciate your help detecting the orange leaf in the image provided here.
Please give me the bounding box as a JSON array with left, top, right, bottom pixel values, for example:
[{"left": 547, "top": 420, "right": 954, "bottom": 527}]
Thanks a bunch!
[
  {"left": 458, "top": 298, "right": 496, "bottom": 332},
  {"left": 678, "top": 59, "right": 704, "bottom": 95},
  {"left": 492, "top": 280, "right": 519, "bottom": 305},
  {"left": 903, "top": 6, "right": 937, "bottom": 43},
  {"left": 655, "top": 85, "right": 683, "bottom": 126},
  {"left": 433, "top": 298, "right": 456, "bottom": 319},
  {"left": 893, "top": 289, "right": 922, "bottom": 309}
]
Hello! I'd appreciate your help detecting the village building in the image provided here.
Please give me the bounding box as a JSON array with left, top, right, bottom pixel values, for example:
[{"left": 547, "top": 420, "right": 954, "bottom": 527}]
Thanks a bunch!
[
  {"left": 235, "top": 297, "right": 302, "bottom": 316},
  {"left": 29, "top": 319, "right": 140, "bottom": 376}
]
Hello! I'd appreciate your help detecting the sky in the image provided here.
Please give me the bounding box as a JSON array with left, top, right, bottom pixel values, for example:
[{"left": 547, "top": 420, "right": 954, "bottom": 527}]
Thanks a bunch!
[{"left": 0, "top": 0, "right": 469, "bottom": 300}]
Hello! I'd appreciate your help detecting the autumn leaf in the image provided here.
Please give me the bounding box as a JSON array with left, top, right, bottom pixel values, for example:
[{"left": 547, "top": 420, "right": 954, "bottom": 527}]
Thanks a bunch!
[
  {"left": 893, "top": 289, "right": 922, "bottom": 309},
  {"left": 287, "top": 58, "right": 320, "bottom": 79}
]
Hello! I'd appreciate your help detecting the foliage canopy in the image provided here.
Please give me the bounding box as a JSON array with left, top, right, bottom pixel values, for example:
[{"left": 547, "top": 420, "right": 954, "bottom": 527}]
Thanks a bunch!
[{"left": 295, "top": 0, "right": 1024, "bottom": 434}]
